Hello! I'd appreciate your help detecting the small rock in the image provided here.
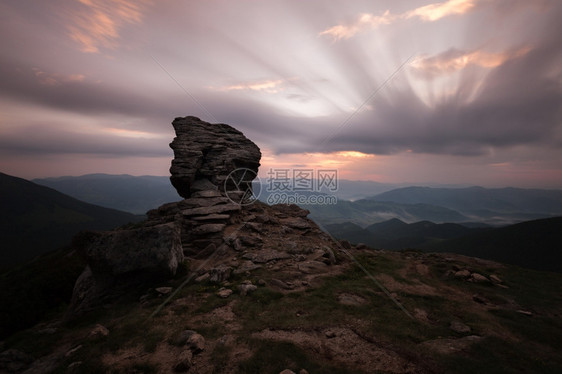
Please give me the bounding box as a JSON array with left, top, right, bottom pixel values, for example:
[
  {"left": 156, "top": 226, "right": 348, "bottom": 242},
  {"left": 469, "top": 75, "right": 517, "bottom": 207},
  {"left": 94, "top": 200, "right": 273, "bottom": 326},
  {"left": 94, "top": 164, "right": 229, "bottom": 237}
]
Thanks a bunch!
[
  {"left": 413, "top": 308, "right": 429, "bottom": 322},
  {"left": 67, "top": 361, "right": 83, "bottom": 371},
  {"left": 269, "top": 278, "right": 293, "bottom": 290},
  {"left": 238, "top": 284, "right": 258, "bottom": 296},
  {"left": 209, "top": 265, "right": 232, "bottom": 283},
  {"left": 450, "top": 320, "right": 471, "bottom": 333},
  {"left": 174, "top": 349, "right": 193, "bottom": 372},
  {"left": 301, "top": 281, "right": 309, "bottom": 286},
  {"left": 155, "top": 287, "right": 173, "bottom": 295},
  {"left": 323, "top": 246, "right": 336, "bottom": 265},
  {"left": 325, "top": 330, "right": 337, "bottom": 338},
  {"left": 173, "top": 330, "right": 197, "bottom": 346},
  {"left": 517, "top": 310, "right": 533, "bottom": 316},
  {"left": 65, "top": 345, "right": 83, "bottom": 357},
  {"left": 454, "top": 270, "right": 471, "bottom": 278},
  {"left": 355, "top": 243, "right": 368, "bottom": 250},
  {"left": 300, "top": 370, "right": 309, "bottom": 374},
  {"left": 194, "top": 273, "right": 210, "bottom": 283},
  {"left": 472, "top": 294, "right": 486, "bottom": 304},
  {"left": 258, "top": 279, "right": 266, "bottom": 286},
  {"left": 216, "top": 288, "right": 233, "bottom": 298},
  {"left": 489, "top": 274, "right": 503, "bottom": 284},
  {"left": 89, "top": 324, "right": 109, "bottom": 338},
  {"left": 187, "top": 333, "right": 205, "bottom": 353},
  {"left": 470, "top": 273, "right": 490, "bottom": 283},
  {"left": 280, "top": 370, "right": 296, "bottom": 374}
]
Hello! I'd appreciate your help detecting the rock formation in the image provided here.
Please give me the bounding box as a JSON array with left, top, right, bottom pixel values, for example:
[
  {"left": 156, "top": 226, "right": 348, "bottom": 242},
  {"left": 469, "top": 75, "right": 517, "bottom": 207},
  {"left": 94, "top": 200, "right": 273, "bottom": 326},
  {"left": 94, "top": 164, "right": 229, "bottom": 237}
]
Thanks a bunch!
[
  {"left": 66, "top": 116, "right": 336, "bottom": 319},
  {"left": 169, "top": 116, "right": 261, "bottom": 199}
]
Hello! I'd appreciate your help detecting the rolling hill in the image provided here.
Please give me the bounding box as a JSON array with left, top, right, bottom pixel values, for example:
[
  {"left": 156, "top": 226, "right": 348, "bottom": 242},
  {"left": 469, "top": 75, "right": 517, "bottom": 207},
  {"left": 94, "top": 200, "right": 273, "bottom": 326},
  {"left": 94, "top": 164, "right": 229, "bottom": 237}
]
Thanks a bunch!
[
  {"left": 0, "top": 172, "right": 143, "bottom": 269},
  {"left": 33, "top": 174, "right": 181, "bottom": 214},
  {"left": 369, "top": 186, "right": 562, "bottom": 224}
]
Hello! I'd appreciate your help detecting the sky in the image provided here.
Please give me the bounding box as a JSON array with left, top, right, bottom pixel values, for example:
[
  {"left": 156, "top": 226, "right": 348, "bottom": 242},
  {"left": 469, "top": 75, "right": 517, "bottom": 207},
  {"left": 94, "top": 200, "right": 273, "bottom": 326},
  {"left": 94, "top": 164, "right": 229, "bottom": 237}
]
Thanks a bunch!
[{"left": 0, "top": 0, "right": 561, "bottom": 188}]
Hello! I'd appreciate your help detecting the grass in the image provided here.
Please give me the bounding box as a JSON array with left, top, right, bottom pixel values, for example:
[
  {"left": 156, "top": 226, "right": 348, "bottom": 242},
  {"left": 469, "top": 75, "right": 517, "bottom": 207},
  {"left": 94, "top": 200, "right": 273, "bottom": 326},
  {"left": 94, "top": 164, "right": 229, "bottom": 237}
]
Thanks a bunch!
[{"left": 237, "top": 339, "right": 358, "bottom": 374}]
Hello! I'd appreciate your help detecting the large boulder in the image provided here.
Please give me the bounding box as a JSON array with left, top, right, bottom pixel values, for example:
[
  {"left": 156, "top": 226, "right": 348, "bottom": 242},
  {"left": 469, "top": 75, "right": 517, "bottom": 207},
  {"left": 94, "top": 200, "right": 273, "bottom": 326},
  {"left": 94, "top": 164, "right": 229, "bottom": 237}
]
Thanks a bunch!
[{"left": 169, "top": 116, "right": 261, "bottom": 198}]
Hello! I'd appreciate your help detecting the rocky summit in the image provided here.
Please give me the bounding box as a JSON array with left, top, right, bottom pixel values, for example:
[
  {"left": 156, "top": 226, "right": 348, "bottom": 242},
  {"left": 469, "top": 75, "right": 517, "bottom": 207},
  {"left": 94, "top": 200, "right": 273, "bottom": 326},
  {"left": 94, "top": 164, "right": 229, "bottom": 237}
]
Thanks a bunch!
[
  {"left": 3, "top": 117, "right": 562, "bottom": 374},
  {"left": 169, "top": 116, "right": 261, "bottom": 199}
]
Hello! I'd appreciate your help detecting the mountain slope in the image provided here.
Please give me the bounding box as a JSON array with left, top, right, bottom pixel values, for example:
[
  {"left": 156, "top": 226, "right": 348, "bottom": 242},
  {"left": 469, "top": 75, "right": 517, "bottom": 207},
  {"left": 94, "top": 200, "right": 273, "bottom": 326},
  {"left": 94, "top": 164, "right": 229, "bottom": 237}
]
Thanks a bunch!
[
  {"left": 370, "top": 186, "right": 562, "bottom": 224},
  {"left": 34, "top": 174, "right": 181, "bottom": 214},
  {"left": 0, "top": 172, "right": 143, "bottom": 268},
  {"left": 307, "top": 198, "right": 468, "bottom": 227},
  {"left": 426, "top": 217, "right": 562, "bottom": 273}
]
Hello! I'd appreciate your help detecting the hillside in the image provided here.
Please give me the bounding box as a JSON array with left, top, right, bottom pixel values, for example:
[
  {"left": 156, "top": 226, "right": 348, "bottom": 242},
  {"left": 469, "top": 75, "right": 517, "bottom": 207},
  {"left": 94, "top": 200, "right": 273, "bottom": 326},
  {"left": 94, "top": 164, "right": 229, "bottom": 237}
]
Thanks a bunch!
[
  {"left": 34, "top": 174, "right": 180, "bottom": 215},
  {"left": 306, "top": 198, "right": 468, "bottom": 227},
  {"left": 370, "top": 186, "right": 562, "bottom": 224},
  {"left": 0, "top": 172, "right": 143, "bottom": 268},
  {"left": 325, "top": 219, "right": 484, "bottom": 251},
  {"left": 426, "top": 217, "right": 562, "bottom": 273}
]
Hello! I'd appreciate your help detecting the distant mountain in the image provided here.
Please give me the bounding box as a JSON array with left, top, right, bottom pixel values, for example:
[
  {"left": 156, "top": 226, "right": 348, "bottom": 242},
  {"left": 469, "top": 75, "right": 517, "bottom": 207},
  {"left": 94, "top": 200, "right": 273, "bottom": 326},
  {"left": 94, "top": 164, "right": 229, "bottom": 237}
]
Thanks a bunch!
[
  {"left": 427, "top": 217, "right": 562, "bottom": 273},
  {"left": 34, "top": 174, "right": 181, "bottom": 214},
  {"left": 307, "top": 198, "right": 468, "bottom": 227},
  {"left": 369, "top": 186, "right": 562, "bottom": 225},
  {"left": 0, "top": 172, "right": 143, "bottom": 269},
  {"left": 325, "top": 218, "right": 483, "bottom": 250}
]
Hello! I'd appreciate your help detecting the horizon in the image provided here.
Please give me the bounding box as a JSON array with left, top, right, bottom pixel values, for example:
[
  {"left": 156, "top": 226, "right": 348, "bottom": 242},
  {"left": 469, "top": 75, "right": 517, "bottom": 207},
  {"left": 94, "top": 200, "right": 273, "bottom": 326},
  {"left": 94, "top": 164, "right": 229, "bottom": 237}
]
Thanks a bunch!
[{"left": 1, "top": 1, "right": 561, "bottom": 189}]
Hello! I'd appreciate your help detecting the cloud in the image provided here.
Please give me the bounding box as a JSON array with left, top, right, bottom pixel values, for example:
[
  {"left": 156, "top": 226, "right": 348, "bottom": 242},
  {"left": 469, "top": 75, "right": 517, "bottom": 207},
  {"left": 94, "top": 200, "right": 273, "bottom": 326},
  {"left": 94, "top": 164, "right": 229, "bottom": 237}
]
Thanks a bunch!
[
  {"left": 409, "top": 47, "right": 531, "bottom": 78},
  {"left": 66, "top": 0, "right": 151, "bottom": 53},
  {"left": 320, "top": 0, "right": 478, "bottom": 41},
  {"left": 210, "top": 79, "right": 285, "bottom": 94}
]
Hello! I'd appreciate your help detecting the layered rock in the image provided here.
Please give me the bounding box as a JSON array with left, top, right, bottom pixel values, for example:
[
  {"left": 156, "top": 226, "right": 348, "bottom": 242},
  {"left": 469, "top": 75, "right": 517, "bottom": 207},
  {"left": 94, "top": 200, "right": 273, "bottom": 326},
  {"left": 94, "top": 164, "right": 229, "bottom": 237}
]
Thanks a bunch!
[
  {"left": 67, "top": 116, "right": 337, "bottom": 319},
  {"left": 169, "top": 116, "right": 261, "bottom": 199}
]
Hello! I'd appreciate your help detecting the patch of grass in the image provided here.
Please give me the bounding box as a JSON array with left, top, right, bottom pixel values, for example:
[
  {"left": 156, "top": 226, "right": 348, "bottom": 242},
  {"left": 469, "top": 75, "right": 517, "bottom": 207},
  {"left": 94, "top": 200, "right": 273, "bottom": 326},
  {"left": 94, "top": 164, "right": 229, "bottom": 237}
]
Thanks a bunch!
[
  {"left": 237, "top": 339, "right": 358, "bottom": 374},
  {"left": 438, "top": 336, "right": 562, "bottom": 374},
  {"left": 211, "top": 343, "right": 232, "bottom": 374}
]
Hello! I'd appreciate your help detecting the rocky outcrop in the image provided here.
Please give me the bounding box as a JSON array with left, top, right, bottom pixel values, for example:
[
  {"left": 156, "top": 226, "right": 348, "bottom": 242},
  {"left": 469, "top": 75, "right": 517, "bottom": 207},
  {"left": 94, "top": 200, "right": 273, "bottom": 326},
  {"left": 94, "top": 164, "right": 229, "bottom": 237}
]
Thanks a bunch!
[
  {"left": 169, "top": 116, "right": 261, "bottom": 199},
  {"left": 66, "top": 116, "right": 336, "bottom": 319}
]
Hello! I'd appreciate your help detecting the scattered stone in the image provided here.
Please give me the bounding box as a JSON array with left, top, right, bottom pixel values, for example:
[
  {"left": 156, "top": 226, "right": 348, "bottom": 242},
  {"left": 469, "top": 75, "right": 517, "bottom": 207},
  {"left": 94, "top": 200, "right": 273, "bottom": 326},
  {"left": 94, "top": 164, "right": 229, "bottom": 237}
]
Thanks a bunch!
[
  {"left": 450, "top": 320, "right": 471, "bottom": 334},
  {"left": 325, "top": 329, "right": 337, "bottom": 338},
  {"left": 269, "top": 278, "right": 294, "bottom": 290},
  {"left": 413, "top": 308, "right": 429, "bottom": 322},
  {"left": 238, "top": 284, "right": 258, "bottom": 296},
  {"left": 89, "top": 324, "right": 109, "bottom": 338},
  {"left": 517, "top": 310, "right": 533, "bottom": 316},
  {"left": 173, "top": 330, "right": 197, "bottom": 346},
  {"left": 155, "top": 287, "right": 173, "bottom": 295},
  {"left": 355, "top": 243, "right": 368, "bottom": 250},
  {"left": 472, "top": 294, "right": 486, "bottom": 304},
  {"left": 65, "top": 345, "right": 83, "bottom": 357},
  {"left": 191, "top": 223, "right": 226, "bottom": 236},
  {"left": 420, "top": 335, "right": 482, "bottom": 354},
  {"left": 338, "top": 293, "right": 368, "bottom": 306},
  {"left": 454, "top": 270, "right": 471, "bottom": 278},
  {"left": 37, "top": 327, "right": 58, "bottom": 335},
  {"left": 187, "top": 333, "right": 205, "bottom": 353},
  {"left": 67, "top": 361, "right": 83, "bottom": 371},
  {"left": 298, "top": 261, "right": 328, "bottom": 274},
  {"left": 233, "top": 261, "right": 262, "bottom": 275},
  {"left": 279, "top": 370, "right": 296, "bottom": 374},
  {"left": 470, "top": 273, "right": 490, "bottom": 283},
  {"left": 300, "top": 370, "right": 309, "bottom": 374},
  {"left": 258, "top": 279, "right": 266, "bottom": 286},
  {"left": 174, "top": 349, "right": 193, "bottom": 372},
  {"left": 301, "top": 281, "right": 309, "bottom": 286},
  {"left": 209, "top": 265, "right": 232, "bottom": 283},
  {"left": 195, "top": 273, "right": 210, "bottom": 283},
  {"left": 243, "top": 249, "right": 291, "bottom": 264},
  {"left": 239, "top": 235, "right": 263, "bottom": 247},
  {"left": 489, "top": 274, "right": 503, "bottom": 284},
  {"left": 217, "top": 288, "right": 233, "bottom": 298},
  {"left": 284, "top": 217, "right": 310, "bottom": 230},
  {"left": 323, "top": 246, "right": 336, "bottom": 265}
]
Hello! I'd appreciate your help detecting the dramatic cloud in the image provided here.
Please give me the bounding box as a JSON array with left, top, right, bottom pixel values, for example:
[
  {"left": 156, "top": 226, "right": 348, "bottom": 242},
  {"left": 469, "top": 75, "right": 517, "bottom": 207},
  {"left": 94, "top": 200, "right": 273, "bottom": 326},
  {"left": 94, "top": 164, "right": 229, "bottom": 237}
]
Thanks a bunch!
[
  {"left": 320, "top": 0, "right": 478, "bottom": 40},
  {"left": 0, "top": 0, "right": 561, "bottom": 187}
]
